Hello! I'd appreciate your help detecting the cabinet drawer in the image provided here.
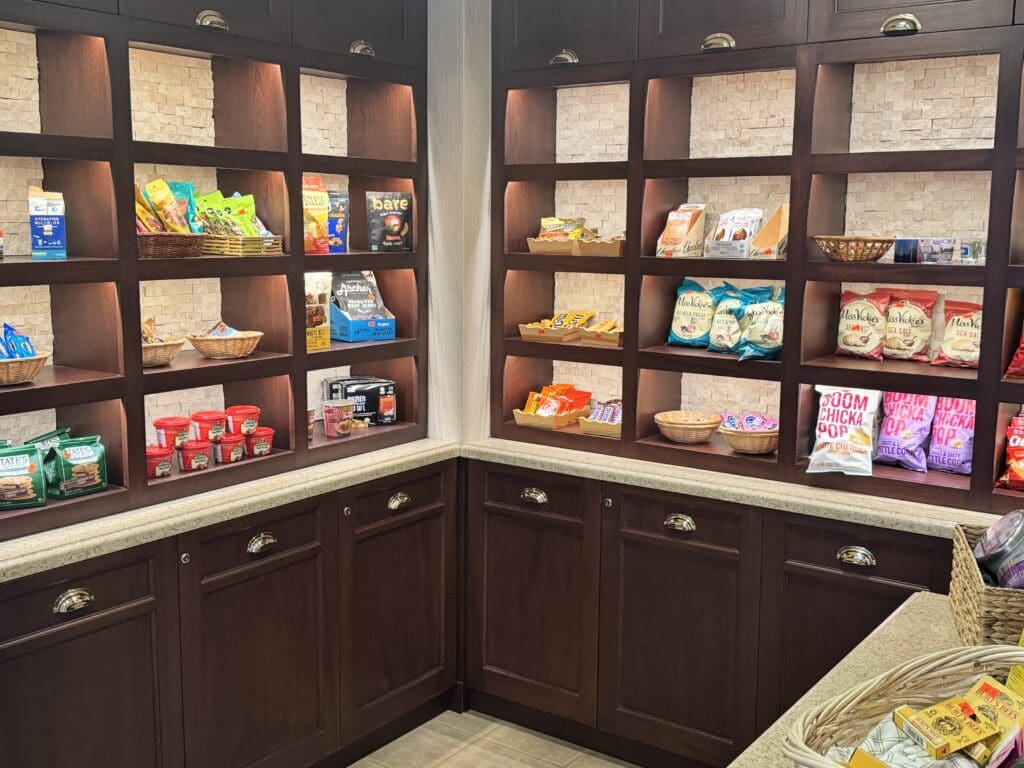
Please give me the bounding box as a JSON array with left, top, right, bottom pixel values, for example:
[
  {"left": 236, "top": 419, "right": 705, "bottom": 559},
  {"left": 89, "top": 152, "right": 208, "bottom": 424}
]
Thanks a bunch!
[
  {"left": 809, "top": 0, "right": 1012, "bottom": 42},
  {"left": 195, "top": 504, "right": 321, "bottom": 579},
  {"left": 618, "top": 488, "right": 744, "bottom": 551},
  {"left": 119, "top": 0, "right": 292, "bottom": 45},
  {"left": 292, "top": 0, "right": 427, "bottom": 68},
  {"left": 782, "top": 517, "right": 950, "bottom": 588},
  {"left": 484, "top": 467, "right": 585, "bottom": 518},
  {"left": 350, "top": 468, "right": 446, "bottom": 530},
  {"left": 0, "top": 554, "right": 152, "bottom": 645}
]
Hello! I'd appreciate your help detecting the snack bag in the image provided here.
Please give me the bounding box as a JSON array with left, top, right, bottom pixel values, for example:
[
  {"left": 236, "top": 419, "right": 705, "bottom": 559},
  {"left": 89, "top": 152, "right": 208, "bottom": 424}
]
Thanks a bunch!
[
  {"left": 168, "top": 181, "right": 200, "bottom": 234},
  {"left": 836, "top": 289, "right": 892, "bottom": 360},
  {"left": 367, "top": 191, "right": 413, "bottom": 252},
  {"left": 807, "top": 386, "right": 882, "bottom": 476},
  {"left": 25, "top": 427, "right": 71, "bottom": 454},
  {"left": 207, "top": 321, "right": 240, "bottom": 338},
  {"left": 537, "top": 217, "right": 585, "bottom": 241},
  {"left": 223, "top": 193, "right": 259, "bottom": 237},
  {"left": 737, "top": 288, "right": 785, "bottom": 361},
  {"left": 145, "top": 179, "right": 190, "bottom": 234},
  {"left": 667, "top": 279, "right": 728, "bottom": 348},
  {"left": 551, "top": 311, "right": 595, "bottom": 330},
  {"left": 927, "top": 397, "right": 975, "bottom": 474},
  {"left": 303, "top": 176, "right": 330, "bottom": 255},
  {"left": 883, "top": 290, "right": 937, "bottom": 362},
  {"left": 932, "top": 301, "right": 982, "bottom": 369},
  {"left": 1006, "top": 323, "right": 1024, "bottom": 378},
  {"left": 141, "top": 318, "right": 164, "bottom": 345},
  {"left": 874, "top": 392, "right": 938, "bottom": 472},
  {"left": 196, "top": 191, "right": 242, "bottom": 235},
  {"left": 332, "top": 272, "right": 389, "bottom": 320},
  {"left": 656, "top": 204, "right": 706, "bottom": 259},
  {"left": 328, "top": 191, "right": 349, "bottom": 254},
  {"left": 0, "top": 444, "right": 45, "bottom": 509},
  {"left": 708, "top": 285, "right": 773, "bottom": 354},
  {"left": 998, "top": 413, "right": 1024, "bottom": 490},
  {"left": 135, "top": 185, "right": 164, "bottom": 233},
  {"left": 45, "top": 436, "right": 107, "bottom": 500},
  {"left": 2, "top": 323, "right": 36, "bottom": 358}
]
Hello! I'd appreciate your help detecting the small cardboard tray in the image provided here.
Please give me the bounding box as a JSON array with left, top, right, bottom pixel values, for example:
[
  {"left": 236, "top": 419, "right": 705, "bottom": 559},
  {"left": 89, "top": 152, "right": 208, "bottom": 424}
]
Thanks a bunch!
[
  {"left": 574, "top": 239, "right": 624, "bottom": 257},
  {"left": 578, "top": 417, "right": 621, "bottom": 438},
  {"left": 578, "top": 328, "right": 623, "bottom": 347},
  {"left": 513, "top": 407, "right": 590, "bottom": 430},
  {"left": 527, "top": 238, "right": 575, "bottom": 256},
  {"left": 519, "top": 324, "right": 581, "bottom": 344}
]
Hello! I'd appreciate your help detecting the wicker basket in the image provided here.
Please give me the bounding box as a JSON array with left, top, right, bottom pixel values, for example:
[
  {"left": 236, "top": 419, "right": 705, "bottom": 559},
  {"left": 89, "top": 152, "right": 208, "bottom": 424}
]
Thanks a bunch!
[
  {"left": 203, "top": 235, "right": 284, "bottom": 257},
  {"left": 141, "top": 339, "right": 186, "bottom": 368},
  {"left": 784, "top": 645, "right": 1024, "bottom": 768},
  {"left": 814, "top": 235, "right": 895, "bottom": 263},
  {"left": 0, "top": 353, "right": 49, "bottom": 386},
  {"left": 950, "top": 524, "right": 1024, "bottom": 645},
  {"left": 720, "top": 427, "right": 780, "bottom": 455},
  {"left": 138, "top": 233, "right": 205, "bottom": 259},
  {"left": 654, "top": 411, "right": 722, "bottom": 444},
  {"left": 186, "top": 331, "right": 263, "bottom": 360}
]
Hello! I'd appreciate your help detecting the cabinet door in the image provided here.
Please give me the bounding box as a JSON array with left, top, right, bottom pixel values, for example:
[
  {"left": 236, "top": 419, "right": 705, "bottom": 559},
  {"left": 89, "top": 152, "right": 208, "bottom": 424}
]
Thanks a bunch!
[
  {"left": 809, "top": 0, "right": 1012, "bottom": 42},
  {"left": 119, "top": 0, "right": 292, "bottom": 45},
  {"left": 467, "top": 463, "right": 602, "bottom": 724},
  {"left": 339, "top": 462, "right": 457, "bottom": 744},
  {"left": 639, "top": 0, "right": 807, "bottom": 58},
  {"left": 292, "top": 0, "right": 427, "bottom": 68},
  {"left": 756, "top": 513, "right": 953, "bottom": 730},
  {"left": 0, "top": 542, "right": 184, "bottom": 768},
  {"left": 178, "top": 497, "right": 340, "bottom": 768},
  {"left": 598, "top": 486, "right": 762, "bottom": 766},
  {"left": 497, "top": 0, "right": 639, "bottom": 72}
]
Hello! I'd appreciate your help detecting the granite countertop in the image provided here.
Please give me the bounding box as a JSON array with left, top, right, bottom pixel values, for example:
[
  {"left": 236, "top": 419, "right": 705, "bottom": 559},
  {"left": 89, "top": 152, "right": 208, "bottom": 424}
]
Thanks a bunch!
[{"left": 729, "top": 592, "right": 963, "bottom": 768}]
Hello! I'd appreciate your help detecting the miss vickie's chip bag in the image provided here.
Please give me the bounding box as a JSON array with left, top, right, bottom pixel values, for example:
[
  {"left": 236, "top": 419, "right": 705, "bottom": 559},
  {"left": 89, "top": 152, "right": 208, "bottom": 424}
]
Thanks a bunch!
[{"left": 668, "top": 279, "right": 729, "bottom": 348}]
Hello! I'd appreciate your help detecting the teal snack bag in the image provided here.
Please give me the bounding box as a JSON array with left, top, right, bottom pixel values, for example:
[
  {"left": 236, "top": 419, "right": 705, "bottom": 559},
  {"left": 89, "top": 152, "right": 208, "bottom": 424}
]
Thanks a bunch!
[
  {"left": 45, "top": 436, "right": 108, "bottom": 500},
  {"left": 667, "top": 279, "right": 729, "bottom": 348},
  {"left": 737, "top": 288, "right": 786, "bottom": 361},
  {"left": 708, "top": 285, "right": 774, "bottom": 354},
  {"left": 0, "top": 444, "right": 46, "bottom": 509},
  {"left": 168, "top": 182, "right": 200, "bottom": 234}
]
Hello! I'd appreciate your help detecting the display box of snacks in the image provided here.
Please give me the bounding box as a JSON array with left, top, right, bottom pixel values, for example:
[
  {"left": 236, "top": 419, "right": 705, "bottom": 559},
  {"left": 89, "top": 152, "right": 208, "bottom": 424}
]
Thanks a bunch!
[
  {"left": 328, "top": 272, "right": 396, "bottom": 343},
  {"left": 515, "top": 385, "right": 592, "bottom": 430},
  {"left": 748, "top": 203, "right": 789, "bottom": 260},
  {"left": 704, "top": 208, "right": 762, "bottom": 260},
  {"left": 579, "top": 399, "right": 622, "bottom": 438},
  {"left": 657, "top": 204, "right": 706, "bottom": 259},
  {"left": 578, "top": 320, "right": 623, "bottom": 347},
  {"left": 514, "top": 407, "right": 590, "bottom": 430}
]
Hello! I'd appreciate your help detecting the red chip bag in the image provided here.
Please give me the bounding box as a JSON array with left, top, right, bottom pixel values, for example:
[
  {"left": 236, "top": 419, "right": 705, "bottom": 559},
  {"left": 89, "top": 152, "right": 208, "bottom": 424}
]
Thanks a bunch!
[
  {"left": 932, "top": 300, "right": 982, "bottom": 369},
  {"left": 883, "top": 290, "right": 937, "bottom": 362},
  {"left": 1007, "top": 326, "right": 1024, "bottom": 378},
  {"left": 998, "top": 416, "right": 1024, "bottom": 489},
  {"left": 836, "top": 290, "right": 891, "bottom": 361}
]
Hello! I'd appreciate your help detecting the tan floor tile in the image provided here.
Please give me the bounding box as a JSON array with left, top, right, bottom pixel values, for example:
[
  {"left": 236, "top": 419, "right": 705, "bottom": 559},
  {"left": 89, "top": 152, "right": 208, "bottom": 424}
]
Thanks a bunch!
[
  {"left": 436, "top": 740, "right": 565, "bottom": 768},
  {"left": 348, "top": 758, "right": 388, "bottom": 768},
  {"left": 368, "top": 722, "right": 475, "bottom": 768},
  {"left": 568, "top": 751, "right": 640, "bottom": 768},
  {"left": 481, "top": 723, "right": 583, "bottom": 766},
  {"left": 431, "top": 710, "right": 500, "bottom": 738}
]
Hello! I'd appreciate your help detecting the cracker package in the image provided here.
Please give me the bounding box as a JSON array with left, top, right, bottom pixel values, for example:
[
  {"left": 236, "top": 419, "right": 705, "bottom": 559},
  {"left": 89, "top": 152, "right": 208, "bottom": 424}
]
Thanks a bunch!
[
  {"left": 656, "top": 204, "right": 706, "bottom": 259},
  {"left": 933, "top": 301, "right": 982, "bottom": 369},
  {"left": 807, "top": 386, "right": 882, "bottom": 476},
  {"left": 875, "top": 393, "right": 938, "bottom": 473},
  {"left": 304, "top": 272, "right": 332, "bottom": 352},
  {"left": 704, "top": 208, "right": 763, "bottom": 259},
  {"left": 144, "top": 179, "right": 190, "bottom": 234},
  {"left": 328, "top": 191, "right": 349, "bottom": 254},
  {"left": 367, "top": 191, "right": 413, "bottom": 252},
  {"left": 884, "top": 290, "right": 937, "bottom": 362},
  {"left": 836, "top": 290, "right": 892, "bottom": 360},
  {"left": 29, "top": 186, "right": 67, "bottom": 260},
  {"left": 667, "top": 279, "right": 729, "bottom": 348},
  {"left": 45, "top": 436, "right": 107, "bottom": 500},
  {"left": 927, "top": 397, "right": 975, "bottom": 475},
  {"left": 0, "top": 444, "right": 45, "bottom": 509},
  {"left": 303, "top": 176, "right": 330, "bottom": 255},
  {"left": 737, "top": 288, "right": 785, "bottom": 361},
  {"left": 708, "top": 285, "right": 773, "bottom": 354}
]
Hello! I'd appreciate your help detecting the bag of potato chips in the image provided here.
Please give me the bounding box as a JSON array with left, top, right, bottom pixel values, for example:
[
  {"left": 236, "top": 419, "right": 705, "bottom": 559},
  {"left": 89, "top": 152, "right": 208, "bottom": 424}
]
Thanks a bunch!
[{"left": 806, "top": 386, "right": 882, "bottom": 476}]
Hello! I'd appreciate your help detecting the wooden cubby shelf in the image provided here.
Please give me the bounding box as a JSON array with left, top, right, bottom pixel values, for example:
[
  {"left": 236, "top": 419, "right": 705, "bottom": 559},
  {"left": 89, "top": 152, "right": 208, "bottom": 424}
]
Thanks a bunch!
[
  {"left": 0, "top": 257, "right": 120, "bottom": 285},
  {"left": 639, "top": 347, "right": 783, "bottom": 381},
  {"left": 141, "top": 352, "right": 293, "bottom": 394},
  {"left": 309, "top": 339, "right": 422, "bottom": 368},
  {"left": 810, "top": 149, "right": 995, "bottom": 174},
  {"left": 803, "top": 261, "right": 987, "bottom": 287},
  {"left": 801, "top": 358, "right": 978, "bottom": 398},
  {"left": 503, "top": 339, "right": 623, "bottom": 366},
  {"left": 504, "top": 253, "right": 625, "bottom": 274}
]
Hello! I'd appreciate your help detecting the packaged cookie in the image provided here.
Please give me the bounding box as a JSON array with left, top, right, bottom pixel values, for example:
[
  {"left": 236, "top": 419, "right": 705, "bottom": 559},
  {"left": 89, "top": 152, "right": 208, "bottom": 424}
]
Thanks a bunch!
[
  {"left": 806, "top": 386, "right": 882, "bottom": 476},
  {"left": 656, "top": 204, "right": 706, "bottom": 259},
  {"left": 932, "top": 301, "right": 982, "bottom": 369},
  {"left": 927, "top": 397, "right": 975, "bottom": 475},
  {"left": 25, "top": 427, "right": 70, "bottom": 454},
  {"left": 708, "top": 285, "right": 773, "bottom": 354},
  {"left": 0, "top": 443, "right": 45, "bottom": 509},
  {"left": 45, "top": 436, "right": 107, "bottom": 500},
  {"left": 836, "top": 290, "right": 892, "bottom": 360},
  {"left": 883, "top": 290, "right": 937, "bottom": 362},
  {"left": 875, "top": 392, "right": 938, "bottom": 472},
  {"left": 737, "top": 288, "right": 785, "bottom": 361},
  {"left": 667, "top": 279, "right": 729, "bottom": 348}
]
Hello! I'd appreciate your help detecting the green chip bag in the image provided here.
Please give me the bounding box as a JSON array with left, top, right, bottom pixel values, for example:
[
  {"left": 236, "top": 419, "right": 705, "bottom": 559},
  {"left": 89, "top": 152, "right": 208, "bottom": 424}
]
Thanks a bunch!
[
  {"left": 0, "top": 444, "right": 46, "bottom": 509},
  {"left": 45, "top": 436, "right": 107, "bottom": 500}
]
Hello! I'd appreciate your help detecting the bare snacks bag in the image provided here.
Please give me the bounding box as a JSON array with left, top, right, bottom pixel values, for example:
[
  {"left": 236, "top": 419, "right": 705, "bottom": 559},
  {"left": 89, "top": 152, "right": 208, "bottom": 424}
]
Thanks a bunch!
[
  {"left": 807, "top": 386, "right": 882, "bottom": 477},
  {"left": 875, "top": 392, "right": 938, "bottom": 473},
  {"left": 667, "top": 279, "right": 728, "bottom": 348},
  {"left": 367, "top": 192, "right": 412, "bottom": 252}
]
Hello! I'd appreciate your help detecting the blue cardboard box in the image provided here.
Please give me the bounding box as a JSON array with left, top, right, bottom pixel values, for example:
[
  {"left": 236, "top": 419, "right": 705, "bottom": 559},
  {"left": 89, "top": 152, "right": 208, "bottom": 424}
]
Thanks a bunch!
[
  {"left": 329, "top": 302, "right": 397, "bottom": 342},
  {"left": 29, "top": 187, "right": 67, "bottom": 260}
]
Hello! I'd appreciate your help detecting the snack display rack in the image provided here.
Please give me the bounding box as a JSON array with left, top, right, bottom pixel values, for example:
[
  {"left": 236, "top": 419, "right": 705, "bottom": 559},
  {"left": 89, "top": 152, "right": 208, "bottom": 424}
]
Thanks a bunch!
[
  {"left": 491, "top": 26, "right": 1024, "bottom": 512},
  {"left": 0, "top": 7, "right": 427, "bottom": 539}
]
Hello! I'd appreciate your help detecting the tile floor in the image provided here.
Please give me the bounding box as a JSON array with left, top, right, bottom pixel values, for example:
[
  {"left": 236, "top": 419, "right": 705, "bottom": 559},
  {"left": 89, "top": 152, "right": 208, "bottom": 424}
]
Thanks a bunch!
[{"left": 351, "top": 711, "right": 639, "bottom": 768}]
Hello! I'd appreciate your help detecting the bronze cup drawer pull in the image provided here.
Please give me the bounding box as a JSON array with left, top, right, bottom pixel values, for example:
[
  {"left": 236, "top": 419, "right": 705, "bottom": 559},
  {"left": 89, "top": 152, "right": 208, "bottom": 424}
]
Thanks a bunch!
[
  {"left": 836, "top": 545, "right": 877, "bottom": 567},
  {"left": 881, "top": 13, "right": 921, "bottom": 36},
  {"left": 520, "top": 487, "right": 548, "bottom": 505},
  {"left": 549, "top": 49, "right": 581, "bottom": 66},
  {"left": 247, "top": 532, "right": 278, "bottom": 556},
  {"left": 664, "top": 513, "right": 696, "bottom": 533},
  {"left": 350, "top": 39, "right": 377, "bottom": 58},
  {"left": 53, "top": 587, "right": 95, "bottom": 615},
  {"left": 195, "top": 10, "right": 229, "bottom": 31},
  {"left": 388, "top": 492, "right": 412, "bottom": 512},
  {"left": 700, "top": 32, "right": 736, "bottom": 52}
]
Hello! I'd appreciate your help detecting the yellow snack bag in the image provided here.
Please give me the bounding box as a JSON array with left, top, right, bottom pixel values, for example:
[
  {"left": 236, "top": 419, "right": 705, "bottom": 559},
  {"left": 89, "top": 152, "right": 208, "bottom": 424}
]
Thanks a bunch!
[
  {"left": 145, "top": 179, "right": 190, "bottom": 234},
  {"left": 135, "top": 185, "right": 164, "bottom": 232}
]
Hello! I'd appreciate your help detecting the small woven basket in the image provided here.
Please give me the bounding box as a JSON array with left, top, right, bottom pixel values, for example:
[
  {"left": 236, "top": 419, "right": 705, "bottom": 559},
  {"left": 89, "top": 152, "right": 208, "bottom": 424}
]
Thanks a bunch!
[
  {"left": 784, "top": 645, "right": 1024, "bottom": 768},
  {"left": 0, "top": 353, "right": 49, "bottom": 386},
  {"left": 141, "top": 339, "right": 186, "bottom": 368},
  {"left": 950, "top": 524, "right": 1024, "bottom": 645},
  {"left": 814, "top": 235, "right": 895, "bottom": 263},
  {"left": 186, "top": 331, "right": 263, "bottom": 360},
  {"left": 655, "top": 411, "right": 722, "bottom": 444},
  {"left": 203, "top": 235, "right": 284, "bottom": 257},
  {"left": 720, "top": 427, "right": 780, "bottom": 455},
  {"left": 138, "top": 233, "right": 205, "bottom": 259}
]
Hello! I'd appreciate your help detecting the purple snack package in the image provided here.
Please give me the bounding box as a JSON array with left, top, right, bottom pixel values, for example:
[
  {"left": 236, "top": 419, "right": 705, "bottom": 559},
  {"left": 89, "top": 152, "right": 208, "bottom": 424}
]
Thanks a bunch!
[
  {"left": 875, "top": 392, "right": 937, "bottom": 472},
  {"left": 742, "top": 411, "right": 779, "bottom": 432},
  {"left": 926, "top": 397, "right": 975, "bottom": 475}
]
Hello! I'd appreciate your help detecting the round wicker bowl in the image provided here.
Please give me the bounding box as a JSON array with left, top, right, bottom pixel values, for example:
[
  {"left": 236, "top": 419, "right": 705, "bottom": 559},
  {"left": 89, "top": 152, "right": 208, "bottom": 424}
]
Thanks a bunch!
[
  {"left": 0, "top": 353, "right": 49, "bottom": 386},
  {"left": 655, "top": 411, "right": 722, "bottom": 444},
  {"left": 186, "top": 331, "right": 263, "bottom": 360},
  {"left": 814, "top": 235, "right": 895, "bottom": 263},
  {"left": 720, "top": 427, "right": 779, "bottom": 455},
  {"left": 784, "top": 645, "right": 1024, "bottom": 768},
  {"left": 141, "top": 339, "right": 186, "bottom": 368}
]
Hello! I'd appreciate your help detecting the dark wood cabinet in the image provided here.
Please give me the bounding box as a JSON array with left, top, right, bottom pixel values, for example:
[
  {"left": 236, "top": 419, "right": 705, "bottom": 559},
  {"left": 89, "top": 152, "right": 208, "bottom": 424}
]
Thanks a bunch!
[
  {"left": 119, "top": 0, "right": 292, "bottom": 44},
  {"left": 598, "top": 486, "right": 762, "bottom": 765},
  {"left": 496, "top": 0, "right": 639, "bottom": 72},
  {"left": 639, "top": 0, "right": 807, "bottom": 58},
  {"left": 0, "top": 542, "right": 184, "bottom": 768},
  {"left": 177, "top": 497, "right": 340, "bottom": 768},
  {"left": 809, "top": 0, "right": 1012, "bottom": 41},
  {"left": 756, "top": 513, "right": 953, "bottom": 730},
  {"left": 291, "top": 0, "right": 427, "bottom": 68},
  {"left": 42, "top": 0, "right": 118, "bottom": 12},
  {"left": 338, "top": 462, "right": 458, "bottom": 744},
  {"left": 466, "top": 463, "right": 602, "bottom": 724}
]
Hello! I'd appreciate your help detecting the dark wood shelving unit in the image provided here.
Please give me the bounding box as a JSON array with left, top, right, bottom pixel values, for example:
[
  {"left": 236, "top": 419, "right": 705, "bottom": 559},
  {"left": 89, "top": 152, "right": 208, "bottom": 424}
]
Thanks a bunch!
[
  {"left": 0, "top": 6, "right": 428, "bottom": 539},
  {"left": 491, "top": 24, "right": 1024, "bottom": 512}
]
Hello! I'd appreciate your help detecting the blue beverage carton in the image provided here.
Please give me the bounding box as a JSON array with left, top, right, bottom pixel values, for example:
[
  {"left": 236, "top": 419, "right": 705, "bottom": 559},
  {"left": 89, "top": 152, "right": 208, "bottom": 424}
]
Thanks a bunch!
[
  {"left": 328, "top": 191, "right": 349, "bottom": 254},
  {"left": 29, "top": 187, "right": 67, "bottom": 260}
]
